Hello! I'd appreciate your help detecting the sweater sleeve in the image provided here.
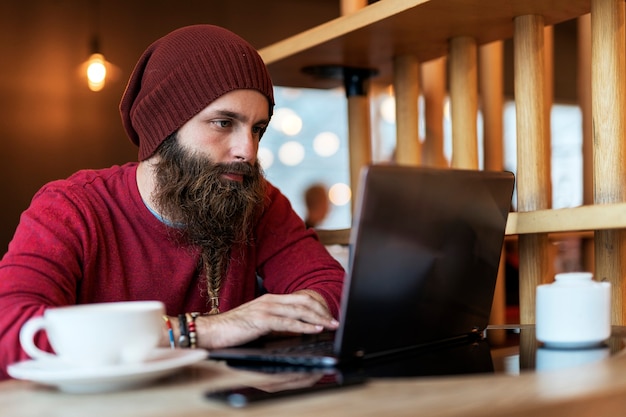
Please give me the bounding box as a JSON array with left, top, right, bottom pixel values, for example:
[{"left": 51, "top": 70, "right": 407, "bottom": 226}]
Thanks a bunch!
[
  {"left": 254, "top": 183, "right": 345, "bottom": 318},
  {"left": 0, "top": 182, "right": 88, "bottom": 377}
]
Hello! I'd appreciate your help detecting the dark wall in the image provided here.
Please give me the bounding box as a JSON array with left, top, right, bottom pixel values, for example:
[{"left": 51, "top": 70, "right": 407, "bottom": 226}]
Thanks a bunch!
[{"left": 0, "top": 0, "right": 339, "bottom": 254}]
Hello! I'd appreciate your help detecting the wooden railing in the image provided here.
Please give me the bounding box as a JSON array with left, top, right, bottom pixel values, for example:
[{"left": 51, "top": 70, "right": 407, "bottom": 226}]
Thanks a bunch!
[{"left": 258, "top": 0, "right": 625, "bottom": 325}]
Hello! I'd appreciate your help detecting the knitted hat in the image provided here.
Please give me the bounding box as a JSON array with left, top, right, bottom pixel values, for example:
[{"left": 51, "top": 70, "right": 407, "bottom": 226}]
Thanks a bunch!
[{"left": 120, "top": 25, "right": 275, "bottom": 161}]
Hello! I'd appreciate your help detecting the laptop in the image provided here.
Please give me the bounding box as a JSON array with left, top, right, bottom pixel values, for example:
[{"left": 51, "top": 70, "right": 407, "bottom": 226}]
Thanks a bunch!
[{"left": 208, "top": 165, "right": 515, "bottom": 367}]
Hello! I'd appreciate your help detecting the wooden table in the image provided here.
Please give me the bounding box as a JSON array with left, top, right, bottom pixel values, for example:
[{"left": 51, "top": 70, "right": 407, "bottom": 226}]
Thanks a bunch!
[{"left": 3, "top": 326, "right": 626, "bottom": 417}]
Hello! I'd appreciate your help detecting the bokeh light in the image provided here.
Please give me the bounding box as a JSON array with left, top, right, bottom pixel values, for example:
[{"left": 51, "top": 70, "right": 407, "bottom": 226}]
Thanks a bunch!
[
  {"left": 380, "top": 95, "right": 395, "bottom": 123},
  {"left": 271, "top": 107, "right": 303, "bottom": 136},
  {"left": 257, "top": 147, "right": 274, "bottom": 169},
  {"left": 329, "top": 183, "right": 351, "bottom": 206},
  {"left": 313, "top": 131, "right": 340, "bottom": 157},
  {"left": 278, "top": 141, "right": 305, "bottom": 166}
]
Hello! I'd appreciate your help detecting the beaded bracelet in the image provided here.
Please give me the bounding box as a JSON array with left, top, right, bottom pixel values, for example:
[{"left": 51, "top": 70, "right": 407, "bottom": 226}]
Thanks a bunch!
[
  {"left": 186, "top": 313, "right": 198, "bottom": 349},
  {"left": 178, "top": 314, "right": 190, "bottom": 348},
  {"left": 162, "top": 316, "right": 175, "bottom": 349}
]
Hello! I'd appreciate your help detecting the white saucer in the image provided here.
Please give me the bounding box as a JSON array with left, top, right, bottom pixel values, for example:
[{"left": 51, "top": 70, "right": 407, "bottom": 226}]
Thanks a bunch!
[{"left": 7, "top": 348, "right": 207, "bottom": 394}]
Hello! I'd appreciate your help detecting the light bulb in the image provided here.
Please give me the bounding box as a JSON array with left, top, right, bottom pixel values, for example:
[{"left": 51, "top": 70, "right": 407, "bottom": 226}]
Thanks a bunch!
[{"left": 86, "top": 53, "right": 107, "bottom": 92}]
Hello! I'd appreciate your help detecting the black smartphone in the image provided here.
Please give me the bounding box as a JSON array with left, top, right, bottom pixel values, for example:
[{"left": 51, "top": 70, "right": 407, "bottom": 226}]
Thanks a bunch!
[{"left": 205, "top": 369, "right": 366, "bottom": 408}]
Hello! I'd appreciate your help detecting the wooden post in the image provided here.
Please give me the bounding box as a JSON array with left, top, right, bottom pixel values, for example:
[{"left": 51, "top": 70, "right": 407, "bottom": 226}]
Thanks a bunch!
[
  {"left": 346, "top": 89, "right": 372, "bottom": 210},
  {"left": 543, "top": 25, "right": 554, "bottom": 205},
  {"left": 479, "top": 40, "right": 505, "bottom": 326},
  {"left": 449, "top": 36, "right": 479, "bottom": 169},
  {"left": 479, "top": 41, "right": 504, "bottom": 173},
  {"left": 421, "top": 57, "right": 448, "bottom": 167},
  {"left": 591, "top": 0, "right": 626, "bottom": 325},
  {"left": 393, "top": 54, "right": 420, "bottom": 165},
  {"left": 578, "top": 14, "right": 593, "bottom": 207},
  {"left": 578, "top": 14, "right": 594, "bottom": 272},
  {"left": 340, "top": 0, "right": 368, "bottom": 15},
  {"left": 514, "top": 15, "right": 552, "bottom": 324},
  {"left": 340, "top": 0, "right": 372, "bottom": 213}
]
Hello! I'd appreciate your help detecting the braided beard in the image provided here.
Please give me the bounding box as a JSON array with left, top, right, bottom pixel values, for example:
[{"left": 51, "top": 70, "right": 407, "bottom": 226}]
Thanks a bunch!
[{"left": 151, "top": 134, "right": 266, "bottom": 313}]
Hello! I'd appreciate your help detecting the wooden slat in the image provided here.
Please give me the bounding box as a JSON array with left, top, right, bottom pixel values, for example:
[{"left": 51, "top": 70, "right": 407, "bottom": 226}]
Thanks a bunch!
[
  {"left": 543, "top": 25, "right": 554, "bottom": 203},
  {"left": 393, "top": 54, "right": 420, "bottom": 165},
  {"left": 260, "top": 0, "right": 430, "bottom": 67},
  {"left": 479, "top": 41, "right": 505, "bottom": 327},
  {"left": 341, "top": 0, "right": 372, "bottom": 215},
  {"left": 506, "top": 203, "right": 626, "bottom": 235},
  {"left": 578, "top": 14, "right": 594, "bottom": 271},
  {"left": 340, "top": 0, "right": 369, "bottom": 15},
  {"left": 514, "top": 15, "right": 551, "bottom": 324},
  {"left": 591, "top": 0, "right": 626, "bottom": 325},
  {"left": 479, "top": 41, "right": 504, "bottom": 172},
  {"left": 315, "top": 228, "right": 351, "bottom": 246},
  {"left": 421, "top": 57, "right": 447, "bottom": 167},
  {"left": 347, "top": 94, "right": 372, "bottom": 212},
  {"left": 449, "top": 36, "right": 478, "bottom": 169}
]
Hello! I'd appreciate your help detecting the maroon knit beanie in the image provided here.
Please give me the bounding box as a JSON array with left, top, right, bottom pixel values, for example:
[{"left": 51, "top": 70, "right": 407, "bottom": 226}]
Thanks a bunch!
[{"left": 120, "top": 25, "right": 275, "bottom": 161}]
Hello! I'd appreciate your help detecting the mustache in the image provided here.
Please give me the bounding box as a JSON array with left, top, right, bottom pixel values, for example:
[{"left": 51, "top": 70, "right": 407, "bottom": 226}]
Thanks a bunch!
[{"left": 213, "top": 161, "right": 257, "bottom": 178}]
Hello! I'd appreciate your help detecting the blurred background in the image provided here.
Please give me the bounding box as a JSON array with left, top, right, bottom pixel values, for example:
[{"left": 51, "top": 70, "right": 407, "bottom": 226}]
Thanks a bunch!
[{"left": 0, "top": 0, "right": 582, "bottom": 255}]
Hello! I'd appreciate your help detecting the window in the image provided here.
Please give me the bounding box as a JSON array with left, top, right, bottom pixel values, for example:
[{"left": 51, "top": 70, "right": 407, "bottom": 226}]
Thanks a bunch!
[{"left": 263, "top": 86, "right": 584, "bottom": 229}]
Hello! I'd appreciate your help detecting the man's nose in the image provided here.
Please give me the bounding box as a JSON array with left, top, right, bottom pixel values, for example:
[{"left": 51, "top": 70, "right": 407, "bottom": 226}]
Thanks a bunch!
[{"left": 232, "top": 131, "right": 257, "bottom": 162}]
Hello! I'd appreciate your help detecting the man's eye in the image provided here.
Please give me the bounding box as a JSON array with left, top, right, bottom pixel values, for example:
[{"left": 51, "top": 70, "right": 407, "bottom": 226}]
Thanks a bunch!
[{"left": 213, "top": 120, "right": 231, "bottom": 128}]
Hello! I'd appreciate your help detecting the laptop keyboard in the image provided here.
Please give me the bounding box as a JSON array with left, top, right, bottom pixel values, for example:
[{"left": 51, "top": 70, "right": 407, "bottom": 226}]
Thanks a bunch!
[{"left": 267, "top": 339, "right": 335, "bottom": 356}]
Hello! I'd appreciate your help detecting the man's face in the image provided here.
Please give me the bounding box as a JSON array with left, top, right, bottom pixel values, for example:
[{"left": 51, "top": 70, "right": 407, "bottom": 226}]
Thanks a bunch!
[
  {"left": 150, "top": 89, "right": 270, "bottom": 247},
  {"left": 177, "top": 89, "right": 270, "bottom": 172}
]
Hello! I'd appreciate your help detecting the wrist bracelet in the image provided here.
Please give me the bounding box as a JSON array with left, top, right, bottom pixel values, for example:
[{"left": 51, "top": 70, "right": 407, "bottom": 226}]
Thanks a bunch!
[
  {"left": 162, "top": 316, "right": 175, "bottom": 349},
  {"left": 186, "top": 313, "right": 198, "bottom": 349},
  {"left": 178, "top": 313, "right": 190, "bottom": 348}
]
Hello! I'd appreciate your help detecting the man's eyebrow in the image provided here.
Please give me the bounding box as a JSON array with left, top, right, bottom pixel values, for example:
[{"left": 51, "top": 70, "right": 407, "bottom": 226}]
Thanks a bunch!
[
  {"left": 212, "top": 109, "right": 242, "bottom": 119},
  {"left": 211, "top": 109, "right": 269, "bottom": 125}
]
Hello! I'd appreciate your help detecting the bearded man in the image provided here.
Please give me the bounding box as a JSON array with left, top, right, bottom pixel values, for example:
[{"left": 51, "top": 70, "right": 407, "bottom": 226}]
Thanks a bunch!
[{"left": 0, "top": 25, "right": 344, "bottom": 377}]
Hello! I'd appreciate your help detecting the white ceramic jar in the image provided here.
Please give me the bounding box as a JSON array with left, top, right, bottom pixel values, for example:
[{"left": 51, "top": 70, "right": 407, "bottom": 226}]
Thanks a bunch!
[
  {"left": 535, "top": 272, "right": 611, "bottom": 348},
  {"left": 536, "top": 346, "right": 610, "bottom": 372}
]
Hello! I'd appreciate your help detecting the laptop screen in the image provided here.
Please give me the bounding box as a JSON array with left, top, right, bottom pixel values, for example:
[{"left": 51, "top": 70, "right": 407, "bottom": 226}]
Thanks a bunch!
[{"left": 335, "top": 165, "right": 515, "bottom": 361}]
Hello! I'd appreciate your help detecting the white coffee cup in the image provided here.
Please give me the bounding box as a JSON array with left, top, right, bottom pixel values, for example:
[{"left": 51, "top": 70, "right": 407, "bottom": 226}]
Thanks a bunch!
[
  {"left": 20, "top": 301, "right": 165, "bottom": 367},
  {"left": 536, "top": 272, "right": 611, "bottom": 348}
]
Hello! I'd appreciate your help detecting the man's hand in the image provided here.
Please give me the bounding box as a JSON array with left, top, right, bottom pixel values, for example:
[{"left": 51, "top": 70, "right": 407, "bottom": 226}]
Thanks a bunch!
[{"left": 194, "top": 291, "right": 339, "bottom": 349}]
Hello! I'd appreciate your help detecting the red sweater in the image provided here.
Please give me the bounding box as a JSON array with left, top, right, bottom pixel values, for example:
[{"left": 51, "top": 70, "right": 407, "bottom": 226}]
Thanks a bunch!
[{"left": 0, "top": 163, "right": 344, "bottom": 376}]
